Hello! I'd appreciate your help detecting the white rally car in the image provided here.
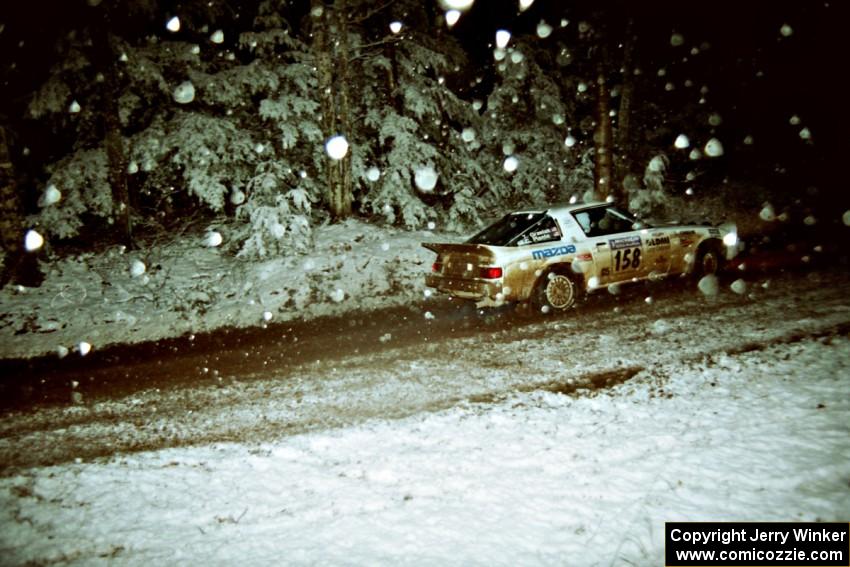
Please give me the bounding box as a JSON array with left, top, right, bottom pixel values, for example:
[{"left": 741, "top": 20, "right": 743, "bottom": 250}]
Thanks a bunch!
[{"left": 424, "top": 201, "right": 737, "bottom": 311}]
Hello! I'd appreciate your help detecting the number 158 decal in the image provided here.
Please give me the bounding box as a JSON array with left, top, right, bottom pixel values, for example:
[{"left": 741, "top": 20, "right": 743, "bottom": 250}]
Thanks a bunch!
[{"left": 614, "top": 247, "right": 641, "bottom": 271}]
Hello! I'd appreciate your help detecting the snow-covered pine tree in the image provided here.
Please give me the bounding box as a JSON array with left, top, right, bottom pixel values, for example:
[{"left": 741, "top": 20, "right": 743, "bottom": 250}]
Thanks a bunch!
[
  {"left": 351, "top": 1, "right": 495, "bottom": 232},
  {"left": 481, "top": 38, "right": 583, "bottom": 207}
]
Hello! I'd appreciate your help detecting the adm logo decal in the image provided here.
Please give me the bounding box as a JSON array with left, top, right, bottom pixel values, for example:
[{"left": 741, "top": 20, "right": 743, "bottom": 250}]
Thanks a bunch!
[
  {"left": 647, "top": 236, "right": 670, "bottom": 247},
  {"left": 532, "top": 244, "right": 576, "bottom": 260}
]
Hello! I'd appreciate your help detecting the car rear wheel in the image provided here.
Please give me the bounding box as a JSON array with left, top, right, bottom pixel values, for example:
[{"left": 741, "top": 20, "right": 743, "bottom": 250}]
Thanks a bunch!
[{"left": 532, "top": 269, "right": 578, "bottom": 313}]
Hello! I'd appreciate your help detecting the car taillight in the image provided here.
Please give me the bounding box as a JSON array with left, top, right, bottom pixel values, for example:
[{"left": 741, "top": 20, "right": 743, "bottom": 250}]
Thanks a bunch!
[
  {"left": 432, "top": 262, "right": 443, "bottom": 273},
  {"left": 479, "top": 266, "right": 503, "bottom": 279}
]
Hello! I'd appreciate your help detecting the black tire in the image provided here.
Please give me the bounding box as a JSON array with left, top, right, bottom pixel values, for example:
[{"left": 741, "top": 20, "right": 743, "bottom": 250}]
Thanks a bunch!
[
  {"left": 695, "top": 242, "right": 723, "bottom": 278},
  {"left": 531, "top": 267, "right": 579, "bottom": 313}
]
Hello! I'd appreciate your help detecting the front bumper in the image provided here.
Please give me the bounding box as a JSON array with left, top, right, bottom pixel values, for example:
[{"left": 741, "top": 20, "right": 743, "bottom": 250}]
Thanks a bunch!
[{"left": 425, "top": 273, "right": 504, "bottom": 301}]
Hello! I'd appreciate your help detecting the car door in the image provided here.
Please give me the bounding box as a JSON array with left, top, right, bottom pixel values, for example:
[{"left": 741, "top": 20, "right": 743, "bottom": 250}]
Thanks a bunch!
[
  {"left": 642, "top": 230, "right": 673, "bottom": 277},
  {"left": 572, "top": 206, "right": 648, "bottom": 285}
]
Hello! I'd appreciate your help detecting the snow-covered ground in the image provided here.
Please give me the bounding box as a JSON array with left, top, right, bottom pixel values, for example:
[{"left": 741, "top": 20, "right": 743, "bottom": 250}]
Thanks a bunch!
[
  {"left": 1, "top": 270, "right": 848, "bottom": 565},
  {"left": 1, "top": 335, "right": 848, "bottom": 566},
  {"left": 0, "top": 219, "right": 437, "bottom": 360}
]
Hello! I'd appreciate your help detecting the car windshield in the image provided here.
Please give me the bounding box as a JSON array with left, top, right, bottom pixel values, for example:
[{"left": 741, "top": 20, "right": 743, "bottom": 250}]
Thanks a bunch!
[{"left": 467, "top": 212, "right": 549, "bottom": 246}]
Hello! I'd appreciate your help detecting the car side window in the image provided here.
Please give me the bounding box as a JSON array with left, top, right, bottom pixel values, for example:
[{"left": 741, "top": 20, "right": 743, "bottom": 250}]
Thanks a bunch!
[
  {"left": 514, "top": 215, "right": 562, "bottom": 246},
  {"left": 572, "top": 207, "right": 635, "bottom": 237}
]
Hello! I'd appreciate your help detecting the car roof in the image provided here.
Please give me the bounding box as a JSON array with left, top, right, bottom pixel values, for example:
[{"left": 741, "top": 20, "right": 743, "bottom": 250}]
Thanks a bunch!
[{"left": 513, "top": 201, "right": 610, "bottom": 216}]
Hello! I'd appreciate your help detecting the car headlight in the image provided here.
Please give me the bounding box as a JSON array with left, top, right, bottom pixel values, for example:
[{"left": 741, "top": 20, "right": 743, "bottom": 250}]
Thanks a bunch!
[{"left": 722, "top": 232, "right": 738, "bottom": 247}]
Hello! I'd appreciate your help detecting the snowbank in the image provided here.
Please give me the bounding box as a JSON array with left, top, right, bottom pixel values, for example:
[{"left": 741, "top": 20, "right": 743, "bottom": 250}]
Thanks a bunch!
[{"left": 0, "top": 220, "right": 438, "bottom": 360}]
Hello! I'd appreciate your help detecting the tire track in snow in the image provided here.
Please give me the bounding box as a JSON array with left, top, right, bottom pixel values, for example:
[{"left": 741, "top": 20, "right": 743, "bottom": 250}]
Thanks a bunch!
[{"left": 0, "top": 270, "right": 848, "bottom": 473}]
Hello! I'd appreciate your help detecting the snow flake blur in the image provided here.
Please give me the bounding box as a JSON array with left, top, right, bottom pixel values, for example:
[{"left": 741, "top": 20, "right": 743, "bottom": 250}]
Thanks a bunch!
[
  {"left": 414, "top": 166, "right": 438, "bottom": 192},
  {"left": 704, "top": 138, "right": 724, "bottom": 157},
  {"left": 205, "top": 231, "right": 223, "bottom": 247},
  {"left": 166, "top": 16, "right": 180, "bottom": 32},
  {"left": 438, "top": 0, "right": 474, "bottom": 11},
  {"left": 495, "top": 30, "right": 511, "bottom": 49},
  {"left": 39, "top": 184, "right": 61, "bottom": 206},
  {"left": 325, "top": 135, "right": 349, "bottom": 160},
  {"left": 130, "top": 260, "right": 146, "bottom": 277},
  {"left": 24, "top": 229, "right": 44, "bottom": 251},
  {"left": 173, "top": 81, "right": 195, "bottom": 104},
  {"left": 210, "top": 30, "right": 224, "bottom": 44}
]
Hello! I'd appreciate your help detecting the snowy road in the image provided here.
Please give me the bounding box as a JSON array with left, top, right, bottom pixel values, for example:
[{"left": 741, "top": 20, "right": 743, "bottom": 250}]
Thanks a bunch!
[
  {"left": 1, "top": 269, "right": 849, "bottom": 565},
  {"left": 1, "top": 269, "right": 848, "bottom": 472}
]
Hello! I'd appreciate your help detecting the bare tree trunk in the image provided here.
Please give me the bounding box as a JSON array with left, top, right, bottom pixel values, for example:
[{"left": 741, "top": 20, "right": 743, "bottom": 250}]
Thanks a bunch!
[
  {"left": 334, "top": 0, "right": 353, "bottom": 217},
  {"left": 615, "top": 18, "right": 635, "bottom": 184},
  {"left": 92, "top": 19, "right": 133, "bottom": 248},
  {"left": 104, "top": 59, "right": 133, "bottom": 248},
  {"left": 311, "top": 0, "right": 351, "bottom": 220},
  {"left": 594, "top": 67, "right": 614, "bottom": 200},
  {"left": 0, "top": 125, "right": 43, "bottom": 288}
]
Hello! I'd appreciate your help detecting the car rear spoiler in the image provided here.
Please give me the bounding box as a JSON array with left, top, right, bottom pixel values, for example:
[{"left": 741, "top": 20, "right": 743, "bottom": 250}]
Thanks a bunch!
[{"left": 421, "top": 242, "right": 496, "bottom": 259}]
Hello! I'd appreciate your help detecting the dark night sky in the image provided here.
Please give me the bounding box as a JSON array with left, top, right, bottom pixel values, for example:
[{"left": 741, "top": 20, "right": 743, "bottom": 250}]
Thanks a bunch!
[{"left": 0, "top": 0, "right": 845, "bottom": 201}]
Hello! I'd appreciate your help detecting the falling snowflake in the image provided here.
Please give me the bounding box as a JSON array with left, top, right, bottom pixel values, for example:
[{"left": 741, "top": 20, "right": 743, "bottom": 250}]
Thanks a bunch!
[
  {"left": 503, "top": 156, "right": 519, "bottom": 173},
  {"left": 445, "top": 10, "right": 460, "bottom": 27},
  {"left": 843, "top": 210, "right": 850, "bottom": 227},
  {"left": 759, "top": 203, "right": 776, "bottom": 222},
  {"left": 263, "top": 311, "right": 273, "bottom": 322},
  {"left": 389, "top": 21, "right": 402, "bottom": 34},
  {"left": 230, "top": 189, "right": 246, "bottom": 205},
  {"left": 24, "top": 229, "right": 44, "bottom": 251},
  {"left": 697, "top": 275, "right": 719, "bottom": 296},
  {"left": 780, "top": 23, "right": 793, "bottom": 37},
  {"left": 461, "top": 128, "right": 476, "bottom": 142},
  {"left": 495, "top": 30, "right": 511, "bottom": 49},
  {"left": 325, "top": 135, "right": 349, "bottom": 160},
  {"left": 704, "top": 138, "right": 724, "bottom": 157},
  {"left": 130, "top": 259, "right": 146, "bottom": 277},
  {"left": 799, "top": 127, "right": 811, "bottom": 140},
  {"left": 166, "top": 16, "right": 180, "bottom": 32},
  {"left": 69, "top": 100, "right": 81, "bottom": 113},
  {"left": 730, "top": 279, "right": 747, "bottom": 295},
  {"left": 537, "top": 21, "right": 553, "bottom": 39},
  {"left": 564, "top": 135, "right": 576, "bottom": 147},
  {"left": 173, "top": 81, "right": 195, "bottom": 104},
  {"left": 39, "top": 184, "right": 61, "bottom": 206},
  {"left": 674, "top": 134, "right": 690, "bottom": 149},
  {"left": 670, "top": 33, "right": 685, "bottom": 47},
  {"left": 205, "top": 231, "right": 223, "bottom": 247},
  {"left": 366, "top": 167, "right": 381, "bottom": 181},
  {"left": 438, "top": 0, "right": 474, "bottom": 12},
  {"left": 414, "top": 166, "right": 438, "bottom": 192},
  {"left": 330, "top": 289, "right": 345, "bottom": 303},
  {"left": 78, "top": 341, "right": 92, "bottom": 356},
  {"left": 210, "top": 29, "right": 224, "bottom": 44},
  {"left": 519, "top": 0, "right": 535, "bottom": 11}
]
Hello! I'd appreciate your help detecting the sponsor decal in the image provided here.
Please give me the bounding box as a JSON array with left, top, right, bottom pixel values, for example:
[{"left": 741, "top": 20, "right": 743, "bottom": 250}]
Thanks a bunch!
[
  {"left": 601, "top": 268, "right": 611, "bottom": 277},
  {"left": 708, "top": 228, "right": 721, "bottom": 236},
  {"left": 531, "top": 244, "right": 576, "bottom": 260},
  {"left": 609, "top": 235, "right": 642, "bottom": 250},
  {"left": 647, "top": 236, "right": 671, "bottom": 247}
]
